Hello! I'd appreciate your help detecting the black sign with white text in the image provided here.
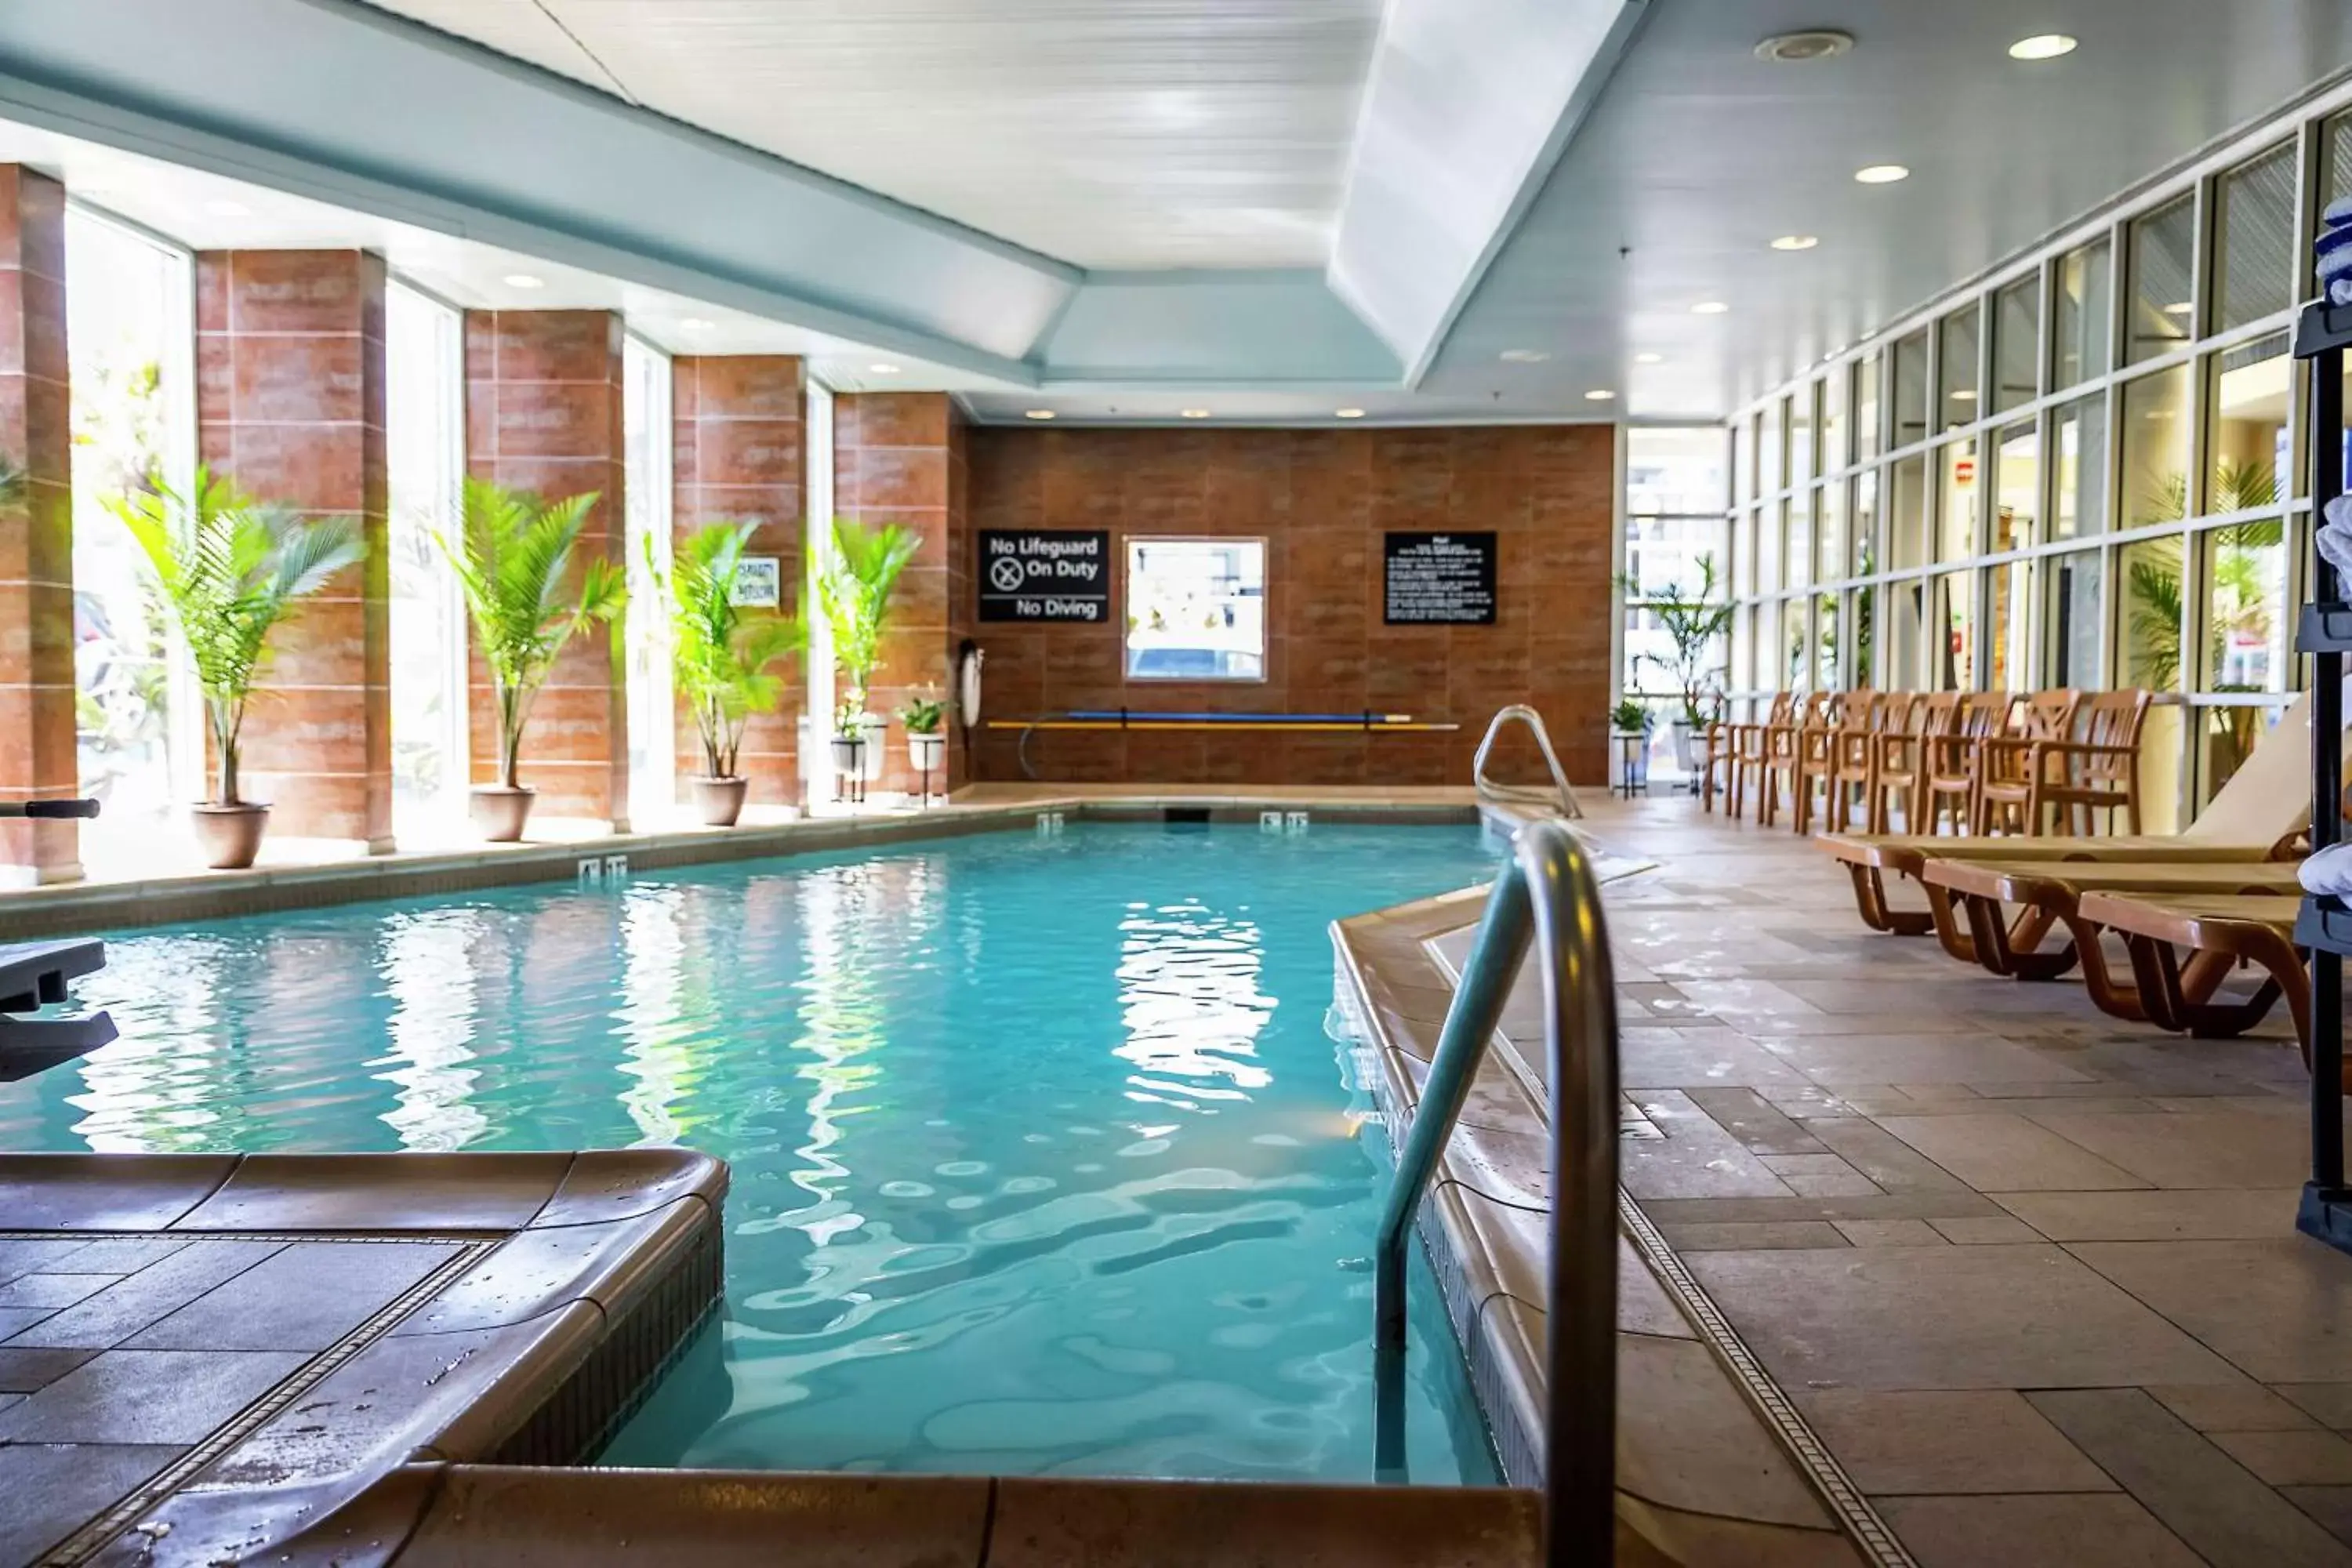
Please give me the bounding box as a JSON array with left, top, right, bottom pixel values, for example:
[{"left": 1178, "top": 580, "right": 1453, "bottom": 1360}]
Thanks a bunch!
[
  {"left": 1384, "top": 532, "right": 1497, "bottom": 625},
  {"left": 978, "top": 529, "right": 1112, "bottom": 622}
]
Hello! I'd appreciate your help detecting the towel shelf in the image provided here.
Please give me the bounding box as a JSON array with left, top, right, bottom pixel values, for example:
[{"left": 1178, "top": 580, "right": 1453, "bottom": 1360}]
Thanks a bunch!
[{"left": 2299, "top": 604, "right": 2352, "bottom": 655}]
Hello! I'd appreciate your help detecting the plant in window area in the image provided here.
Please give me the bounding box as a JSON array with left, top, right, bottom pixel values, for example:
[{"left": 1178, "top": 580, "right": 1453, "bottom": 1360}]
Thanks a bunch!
[
  {"left": 818, "top": 517, "right": 920, "bottom": 789},
  {"left": 435, "top": 477, "right": 626, "bottom": 841},
  {"left": 108, "top": 467, "right": 362, "bottom": 868},
  {"left": 899, "top": 686, "right": 950, "bottom": 801},
  {"left": 1613, "top": 552, "right": 1733, "bottom": 768},
  {"left": 655, "top": 519, "right": 804, "bottom": 828},
  {"left": 1610, "top": 699, "right": 1650, "bottom": 735}
]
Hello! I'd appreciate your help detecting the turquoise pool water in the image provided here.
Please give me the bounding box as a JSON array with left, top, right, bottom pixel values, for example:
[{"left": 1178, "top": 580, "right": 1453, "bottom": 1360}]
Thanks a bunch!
[{"left": 1, "top": 822, "right": 1501, "bottom": 1484}]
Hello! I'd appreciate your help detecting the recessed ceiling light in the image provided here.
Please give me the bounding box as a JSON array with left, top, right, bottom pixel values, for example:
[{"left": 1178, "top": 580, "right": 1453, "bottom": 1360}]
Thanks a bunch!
[
  {"left": 203, "top": 198, "right": 252, "bottom": 218},
  {"left": 681, "top": 318, "right": 715, "bottom": 332},
  {"left": 1692, "top": 301, "right": 1730, "bottom": 315},
  {"left": 1635, "top": 353, "right": 1664, "bottom": 365},
  {"left": 1951, "top": 389, "right": 1978, "bottom": 401},
  {"left": 2009, "top": 33, "right": 2078, "bottom": 60},
  {"left": 503, "top": 273, "right": 546, "bottom": 289},
  {"left": 1499, "top": 348, "right": 1551, "bottom": 363},
  {"left": 1584, "top": 390, "right": 1617, "bottom": 401},
  {"left": 1771, "top": 234, "right": 1820, "bottom": 252},
  {"left": 2164, "top": 300, "right": 2194, "bottom": 315},
  {"left": 1180, "top": 408, "right": 1211, "bottom": 419},
  {"left": 1854, "top": 165, "right": 1911, "bottom": 185},
  {"left": 1755, "top": 29, "right": 1854, "bottom": 64},
  {"left": 1024, "top": 409, "right": 1057, "bottom": 421},
  {"left": 1334, "top": 408, "right": 1367, "bottom": 419},
  {"left": 869, "top": 362, "right": 902, "bottom": 375}
]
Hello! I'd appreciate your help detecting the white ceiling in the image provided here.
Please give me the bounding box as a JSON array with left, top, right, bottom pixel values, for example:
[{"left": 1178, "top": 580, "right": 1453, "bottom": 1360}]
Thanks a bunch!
[{"left": 358, "top": 0, "right": 1384, "bottom": 270}]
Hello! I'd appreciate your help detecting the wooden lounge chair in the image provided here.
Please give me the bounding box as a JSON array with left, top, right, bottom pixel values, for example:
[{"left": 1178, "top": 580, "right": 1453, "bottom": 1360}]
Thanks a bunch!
[
  {"left": 1915, "top": 860, "right": 2307, "bottom": 1018},
  {"left": 1818, "top": 690, "right": 2322, "bottom": 941},
  {"left": 2071, "top": 891, "right": 2318, "bottom": 1075}
]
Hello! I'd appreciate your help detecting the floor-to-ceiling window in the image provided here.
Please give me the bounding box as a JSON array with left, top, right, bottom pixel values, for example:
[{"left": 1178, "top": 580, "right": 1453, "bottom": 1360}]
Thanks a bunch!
[
  {"left": 1621, "top": 426, "right": 1729, "bottom": 775},
  {"left": 65, "top": 206, "right": 197, "bottom": 866},
  {"left": 622, "top": 335, "right": 675, "bottom": 827},
  {"left": 385, "top": 281, "right": 466, "bottom": 844},
  {"left": 1724, "top": 96, "right": 2326, "bottom": 827}
]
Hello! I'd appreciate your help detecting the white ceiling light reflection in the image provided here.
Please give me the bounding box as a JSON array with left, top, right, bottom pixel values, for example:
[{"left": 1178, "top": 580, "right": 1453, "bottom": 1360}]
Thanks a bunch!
[{"left": 377, "top": 909, "right": 488, "bottom": 1151}]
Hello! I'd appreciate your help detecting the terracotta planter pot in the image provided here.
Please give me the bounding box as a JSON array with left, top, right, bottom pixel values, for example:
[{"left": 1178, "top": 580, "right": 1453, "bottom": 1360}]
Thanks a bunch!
[
  {"left": 470, "top": 784, "right": 536, "bottom": 843},
  {"left": 190, "top": 802, "right": 269, "bottom": 870},
  {"left": 692, "top": 775, "right": 750, "bottom": 828}
]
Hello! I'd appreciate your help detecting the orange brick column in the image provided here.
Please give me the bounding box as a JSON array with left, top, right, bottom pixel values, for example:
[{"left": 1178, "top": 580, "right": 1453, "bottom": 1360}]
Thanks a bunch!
[
  {"left": 194, "top": 249, "right": 392, "bottom": 849},
  {"left": 463, "top": 310, "right": 628, "bottom": 828},
  {"left": 672, "top": 356, "right": 803, "bottom": 804},
  {"left": 0, "top": 168, "right": 77, "bottom": 884},
  {"left": 835, "top": 393, "right": 952, "bottom": 797}
]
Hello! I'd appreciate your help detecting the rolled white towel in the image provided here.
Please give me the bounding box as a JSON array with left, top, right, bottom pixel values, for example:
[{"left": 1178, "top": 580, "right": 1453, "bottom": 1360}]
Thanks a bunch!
[
  {"left": 2321, "top": 518, "right": 2352, "bottom": 579},
  {"left": 2301, "top": 842, "right": 2352, "bottom": 898}
]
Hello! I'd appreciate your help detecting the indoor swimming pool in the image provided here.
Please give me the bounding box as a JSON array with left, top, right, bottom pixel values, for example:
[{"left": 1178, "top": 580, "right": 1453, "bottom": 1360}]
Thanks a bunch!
[{"left": 0, "top": 821, "right": 1503, "bottom": 1486}]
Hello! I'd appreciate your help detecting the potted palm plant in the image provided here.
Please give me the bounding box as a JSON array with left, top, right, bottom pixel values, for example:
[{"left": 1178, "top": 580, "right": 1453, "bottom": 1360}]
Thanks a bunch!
[
  {"left": 437, "top": 477, "right": 626, "bottom": 841},
  {"left": 818, "top": 517, "right": 920, "bottom": 789},
  {"left": 900, "top": 688, "right": 948, "bottom": 799},
  {"left": 659, "top": 519, "right": 804, "bottom": 827},
  {"left": 1617, "top": 553, "right": 1734, "bottom": 772},
  {"left": 109, "top": 468, "right": 362, "bottom": 869}
]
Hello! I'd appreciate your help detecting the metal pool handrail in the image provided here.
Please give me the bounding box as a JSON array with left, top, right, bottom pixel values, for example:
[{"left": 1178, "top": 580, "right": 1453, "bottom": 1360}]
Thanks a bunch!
[
  {"left": 1371, "top": 817, "right": 1619, "bottom": 1566},
  {"left": 1475, "top": 705, "right": 1583, "bottom": 820}
]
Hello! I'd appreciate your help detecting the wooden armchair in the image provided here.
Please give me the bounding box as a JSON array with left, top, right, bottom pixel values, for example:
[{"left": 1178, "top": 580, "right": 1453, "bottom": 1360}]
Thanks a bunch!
[
  {"left": 1922, "top": 691, "right": 2016, "bottom": 835},
  {"left": 1725, "top": 692, "right": 1793, "bottom": 819},
  {"left": 1867, "top": 691, "right": 1953, "bottom": 833},
  {"left": 1798, "top": 691, "right": 1882, "bottom": 834},
  {"left": 1974, "top": 688, "right": 2084, "bottom": 835},
  {"left": 1976, "top": 688, "right": 2153, "bottom": 837},
  {"left": 1757, "top": 692, "right": 1829, "bottom": 827},
  {"left": 1831, "top": 691, "right": 1913, "bottom": 833}
]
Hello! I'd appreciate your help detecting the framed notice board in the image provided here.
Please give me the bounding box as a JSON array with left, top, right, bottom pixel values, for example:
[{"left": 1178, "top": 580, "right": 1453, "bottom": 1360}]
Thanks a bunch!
[{"left": 1383, "top": 532, "right": 1497, "bottom": 625}]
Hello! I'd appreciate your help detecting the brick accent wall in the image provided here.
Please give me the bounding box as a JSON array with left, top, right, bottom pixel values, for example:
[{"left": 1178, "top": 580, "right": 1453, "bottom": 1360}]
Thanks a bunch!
[
  {"left": 672, "top": 355, "right": 803, "bottom": 804},
  {"left": 463, "top": 310, "right": 627, "bottom": 826},
  {"left": 835, "top": 393, "right": 955, "bottom": 797},
  {"left": 0, "top": 168, "right": 76, "bottom": 883},
  {"left": 964, "top": 426, "right": 1615, "bottom": 786},
  {"left": 194, "top": 249, "right": 391, "bottom": 848}
]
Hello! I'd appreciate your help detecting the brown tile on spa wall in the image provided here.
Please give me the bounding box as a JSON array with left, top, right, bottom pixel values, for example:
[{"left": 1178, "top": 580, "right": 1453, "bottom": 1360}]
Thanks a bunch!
[
  {"left": 0, "top": 167, "right": 78, "bottom": 882},
  {"left": 960, "top": 424, "right": 1615, "bottom": 787},
  {"left": 836, "top": 391, "right": 955, "bottom": 797},
  {"left": 464, "top": 309, "right": 629, "bottom": 826},
  {"left": 194, "top": 249, "right": 393, "bottom": 848},
  {"left": 673, "top": 355, "right": 804, "bottom": 806}
]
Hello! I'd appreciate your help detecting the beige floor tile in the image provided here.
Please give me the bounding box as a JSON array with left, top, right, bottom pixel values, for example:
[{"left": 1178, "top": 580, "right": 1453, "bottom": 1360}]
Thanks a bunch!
[
  {"left": 2150, "top": 1380, "right": 2323, "bottom": 1433},
  {"left": 1831, "top": 1219, "right": 1947, "bottom": 1247},
  {"left": 1657, "top": 1221, "right": 1848, "bottom": 1251},
  {"left": 2281, "top": 1385, "right": 2352, "bottom": 1430},
  {"left": 2029, "top": 1388, "right": 2352, "bottom": 1567},
  {"left": 1755, "top": 1033, "right": 2092, "bottom": 1085},
  {"left": 1798, "top": 1388, "right": 2115, "bottom": 1494},
  {"left": 1757, "top": 1153, "right": 1882, "bottom": 1198},
  {"left": 1617, "top": 1333, "right": 1835, "bottom": 1528},
  {"left": 1686, "top": 1243, "right": 2242, "bottom": 1392},
  {"left": 2212, "top": 1430, "right": 2352, "bottom": 1486},
  {"left": 2023, "top": 1110, "right": 2320, "bottom": 1189},
  {"left": 1621, "top": 1090, "right": 1796, "bottom": 1200},
  {"left": 1620, "top": 1027, "right": 1815, "bottom": 1090},
  {"left": 1928, "top": 1215, "right": 2042, "bottom": 1244},
  {"left": 1875, "top": 1113, "right": 2149, "bottom": 1192},
  {"left": 1684, "top": 1087, "right": 1831, "bottom": 1155},
  {"left": 2069, "top": 1239, "right": 2352, "bottom": 1382},
  {"left": 1877, "top": 1494, "right": 2202, "bottom": 1568},
  {"left": 0, "top": 1442, "right": 183, "bottom": 1566},
  {"left": 1990, "top": 1189, "right": 2301, "bottom": 1241},
  {"left": 2285, "top": 1486, "right": 2352, "bottom": 1548},
  {"left": 1802, "top": 1120, "right": 1976, "bottom": 1194}
]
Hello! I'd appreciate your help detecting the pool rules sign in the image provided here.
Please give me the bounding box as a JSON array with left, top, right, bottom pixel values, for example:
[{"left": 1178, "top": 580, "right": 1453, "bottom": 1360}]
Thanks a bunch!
[
  {"left": 1384, "top": 532, "right": 1497, "bottom": 625},
  {"left": 978, "top": 529, "right": 1111, "bottom": 622}
]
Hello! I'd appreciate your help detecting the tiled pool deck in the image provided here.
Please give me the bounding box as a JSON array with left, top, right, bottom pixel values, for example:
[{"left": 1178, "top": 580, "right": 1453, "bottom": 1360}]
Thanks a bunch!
[{"left": 1360, "top": 794, "right": 2352, "bottom": 1568}]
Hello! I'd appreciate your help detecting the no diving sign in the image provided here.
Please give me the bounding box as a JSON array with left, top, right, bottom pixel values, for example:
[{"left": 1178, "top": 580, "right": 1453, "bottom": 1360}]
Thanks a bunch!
[{"left": 978, "top": 529, "right": 1111, "bottom": 622}]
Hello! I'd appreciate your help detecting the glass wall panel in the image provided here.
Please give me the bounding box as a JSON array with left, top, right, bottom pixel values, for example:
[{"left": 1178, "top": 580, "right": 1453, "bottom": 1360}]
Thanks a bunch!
[
  {"left": 1850, "top": 469, "right": 1879, "bottom": 576},
  {"left": 1733, "top": 510, "right": 1757, "bottom": 597},
  {"left": 1783, "top": 597, "right": 1810, "bottom": 688},
  {"left": 1759, "top": 397, "right": 1784, "bottom": 495},
  {"left": 2203, "top": 703, "right": 2286, "bottom": 808},
  {"left": 1889, "top": 456, "right": 1928, "bottom": 570},
  {"left": 1939, "top": 303, "right": 1981, "bottom": 432},
  {"left": 2119, "top": 365, "right": 2192, "bottom": 528},
  {"left": 1785, "top": 494, "right": 1813, "bottom": 590},
  {"left": 1853, "top": 585, "right": 1877, "bottom": 688},
  {"left": 2213, "top": 142, "right": 2296, "bottom": 332},
  {"left": 1731, "top": 604, "right": 1755, "bottom": 692},
  {"left": 1993, "top": 273, "right": 2040, "bottom": 414},
  {"left": 2199, "top": 519, "right": 2289, "bottom": 694},
  {"left": 2043, "top": 549, "right": 2104, "bottom": 688},
  {"left": 1753, "top": 599, "right": 1779, "bottom": 692},
  {"left": 1817, "top": 478, "right": 1845, "bottom": 584},
  {"left": 1994, "top": 423, "right": 2039, "bottom": 553},
  {"left": 2126, "top": 194, "right": 2198, "bottom": 365},
  {"left": 1822, "top": 364, "right": 1849, "bottom": 474},
  {"left": 386, "top": 283, "right": 466, "bottom": 842},
  {"left": 1937, "top": 438, "right": 1980, "bottom": 562},
  {"left": 1790, "top": 383, "right": 1817, "bottom": 488},
  {"left": 1730, "top": 420, "right": 1749, "bottom": 507},
  {"left": 1987, "top": 561, "right": 2028, "bottom": 691},
  {"left": 1626, "top": 426, "right": 1730, "bottom": 516},
  {"left": 1816, "top": 596, "right": 1840, "bottom": 688},
  {"left": 2119, "top": 534, "right": 2187, "bottom": 690},
  {"left": 2207, "top": 332, "right": 2290, "bottom": 515},
  {"left": 2325, "top": 108, "right": 2352, "bottom": 294},
  {"left": 2054, "top": 237, "right": 2113, "bottom": 390},
  {"left": 1931, "top": 571, "right": 1976, "bottom": 691},
  {"left": 1758, "top": 500, "right": 1783, "bottom": 593},
  {"left": 2051, "top": 393, "right": 2108, "bottom": 539},
  {"left": 1893, "top": 330, "right": 1929, "bottom": 448},
  {"left": 622, "top": 336, "right": 676, "bottom": 825},
  {"left": 1854, "top": 352, "right": 1883, "bottom": 463}
]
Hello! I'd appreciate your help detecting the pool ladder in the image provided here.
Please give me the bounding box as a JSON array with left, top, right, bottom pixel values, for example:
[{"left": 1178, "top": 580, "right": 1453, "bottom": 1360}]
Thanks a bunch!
[
  {"left": 1371, "top": 816, "right": 1619, "bottom": 1566},
  {"left": 1474, "top": 705, "right": 1582, "bottom": 820}
]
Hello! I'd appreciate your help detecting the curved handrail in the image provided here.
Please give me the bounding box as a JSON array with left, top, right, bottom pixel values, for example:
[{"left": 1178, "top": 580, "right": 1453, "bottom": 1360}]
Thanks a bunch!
[
  {"left": 1474, "top": 704, "right": 1582, "bottom": 821},
  {"left": 1371, "top": 817, "right": 1618, "bottom": 1566}
]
